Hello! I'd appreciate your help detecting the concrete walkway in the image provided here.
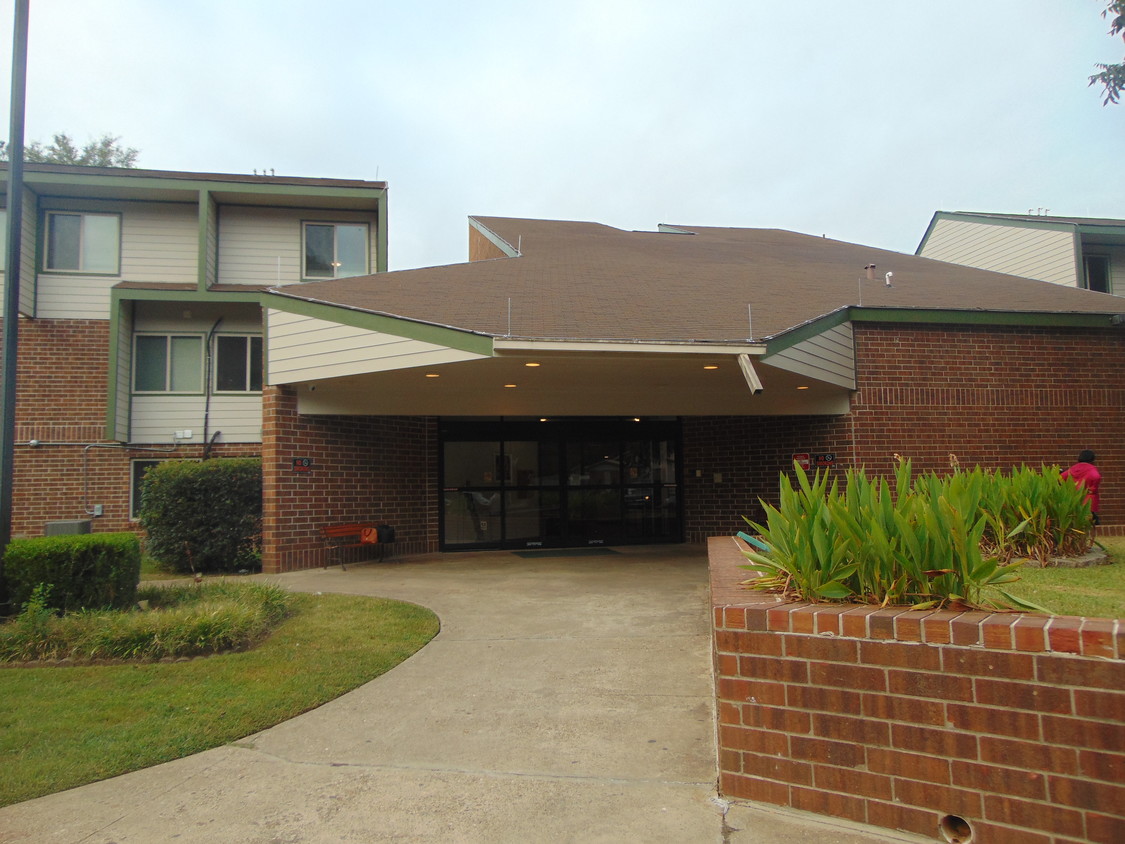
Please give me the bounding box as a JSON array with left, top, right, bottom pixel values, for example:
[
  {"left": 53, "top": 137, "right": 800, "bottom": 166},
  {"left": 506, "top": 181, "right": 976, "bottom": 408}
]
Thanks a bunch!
[{"left": 0, "top": 546, "right": 927, "bottom": 843}]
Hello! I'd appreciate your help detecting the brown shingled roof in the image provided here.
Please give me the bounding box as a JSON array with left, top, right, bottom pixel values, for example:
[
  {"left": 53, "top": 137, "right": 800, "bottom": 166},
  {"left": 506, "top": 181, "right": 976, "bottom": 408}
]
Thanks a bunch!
[{"left": 270, "top": 217, "right": 1123, "bottom": 343}]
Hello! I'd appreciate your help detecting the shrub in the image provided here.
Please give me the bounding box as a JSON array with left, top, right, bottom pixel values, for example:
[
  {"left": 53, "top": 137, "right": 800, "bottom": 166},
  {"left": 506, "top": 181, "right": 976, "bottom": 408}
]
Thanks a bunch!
[
  {"left": 740, "top": 461, "right": 1051, "bottom": 611},
  {"left": 0, "top": 581, "right": 294, "bottom": 662},
  {"left": 2, "top": 533, "right": 141, "bottom": 615},
  {"left": 138, "top": 458, "right": 262, "bottom": 574}
]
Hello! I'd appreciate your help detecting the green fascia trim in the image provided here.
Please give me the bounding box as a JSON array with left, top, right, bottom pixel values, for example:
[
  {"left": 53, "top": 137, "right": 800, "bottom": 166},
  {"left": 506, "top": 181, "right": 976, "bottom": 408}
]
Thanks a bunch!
[
  {"left": 763, "top": 309, "right": 852, "bottom": 355},
  {"left": 5, "top": 170, "right": 386, "bottom": 203},
  {"left": 110, "top": 287, "right": 265, "bottom": 306},
  {"left": 263, "top": 292, "right": 495, "bottom": 356},
  {"left": 197, "top": 190, "right": 211, "bottom": 291},
  {"left": 468, "top": 217, "right": 520, "bottom": 257},
  {"left": 765, "top": 306, "right": 1121, "bottom": 356},
  {"left": 848, "top": 307, "right": 1117, "bottom": 329}
]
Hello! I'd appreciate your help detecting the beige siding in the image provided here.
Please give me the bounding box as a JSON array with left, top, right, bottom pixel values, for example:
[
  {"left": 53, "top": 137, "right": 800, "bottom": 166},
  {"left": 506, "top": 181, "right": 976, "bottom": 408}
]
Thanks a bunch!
[
  {"left": 764, "top": 322, "right": 855, "bottom": 389},
  {"left": 1, "top": 187, "right": 40, "bottom": 317},
  {"left": 130, "top": 394, "right": 261, "bottom": 444},
  {"left": 217, "top": 207, "right": 379, "bottom": 287},
  {"left": 920, "top": 218, "right": 1078, "bottom": 287},
  {"left": 267, "top": 309, "right": 487, "bottom": 384},
  {"left": 37, "top": 199, "right": 198, "bottom": 319},
  {"left": 18, "top": 187, "right": 37, "bottom": 316}
]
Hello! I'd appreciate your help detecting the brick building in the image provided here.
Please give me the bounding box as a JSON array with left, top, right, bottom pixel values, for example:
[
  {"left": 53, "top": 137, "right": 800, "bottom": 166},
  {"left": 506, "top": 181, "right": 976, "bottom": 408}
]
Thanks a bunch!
[
  {"left": 2, "top": 166, "right": 1121, "bottom": 571},
  {"left": 257, "top": 217, "right": 1124, "bottom": 572},
  {"left": 1, "top": 162, "right": 387, "bottom": 540}
]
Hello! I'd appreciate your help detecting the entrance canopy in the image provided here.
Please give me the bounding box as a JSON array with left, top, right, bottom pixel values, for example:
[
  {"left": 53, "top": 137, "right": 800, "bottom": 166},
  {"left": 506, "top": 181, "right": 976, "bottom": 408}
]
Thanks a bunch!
[{"left": 262, "top": 216, "right": 1123, "bottom": 418}]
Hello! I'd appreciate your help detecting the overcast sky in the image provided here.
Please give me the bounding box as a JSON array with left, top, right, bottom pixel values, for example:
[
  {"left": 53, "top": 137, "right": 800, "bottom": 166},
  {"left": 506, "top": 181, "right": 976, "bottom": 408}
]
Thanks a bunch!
[{"left": 1, "top": 0, "right": 1122, "bottom": 271}]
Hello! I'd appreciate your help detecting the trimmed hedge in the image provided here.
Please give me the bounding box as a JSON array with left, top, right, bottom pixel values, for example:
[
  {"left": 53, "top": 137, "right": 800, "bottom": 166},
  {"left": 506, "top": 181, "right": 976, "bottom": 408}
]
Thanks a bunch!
[
  {"left": 3, "top": 532, "right": 141, "bottom": 614},
  {"left": 138, "top": 458, "right": 262, "bottom": 574}
]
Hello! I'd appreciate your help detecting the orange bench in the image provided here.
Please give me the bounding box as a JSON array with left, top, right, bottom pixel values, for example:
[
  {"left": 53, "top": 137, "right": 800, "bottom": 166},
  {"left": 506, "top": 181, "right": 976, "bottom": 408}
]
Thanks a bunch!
[{"left": 319, "top": 522, "right": 394, "bottom": 569}]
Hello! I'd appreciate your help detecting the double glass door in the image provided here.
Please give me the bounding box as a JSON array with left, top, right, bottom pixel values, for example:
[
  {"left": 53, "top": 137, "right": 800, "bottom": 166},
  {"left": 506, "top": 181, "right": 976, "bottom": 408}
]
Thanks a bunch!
[{"left": 441, "top": 419, "right": 681, "bottom": 550}]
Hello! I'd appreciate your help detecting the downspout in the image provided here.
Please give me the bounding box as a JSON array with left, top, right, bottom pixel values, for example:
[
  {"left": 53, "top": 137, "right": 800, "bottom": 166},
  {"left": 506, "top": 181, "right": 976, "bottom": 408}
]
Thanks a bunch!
[{"left": 202, "top": 317, "right": 223, "bottom": 459}]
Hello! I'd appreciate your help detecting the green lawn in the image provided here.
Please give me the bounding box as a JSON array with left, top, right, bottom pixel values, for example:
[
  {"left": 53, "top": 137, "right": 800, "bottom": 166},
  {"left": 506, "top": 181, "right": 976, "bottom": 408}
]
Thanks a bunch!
[
  {"left": 0, "top": 591, "right": 438, "bottom": 807},
  {"left": 994, "top": 537, "right": 1125, "bottom": 619}
]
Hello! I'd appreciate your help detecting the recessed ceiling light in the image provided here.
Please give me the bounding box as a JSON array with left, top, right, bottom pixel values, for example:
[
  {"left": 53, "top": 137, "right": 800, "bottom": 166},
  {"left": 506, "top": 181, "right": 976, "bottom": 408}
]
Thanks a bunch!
[
  {"left": 425, "top": 373, "right": 440, "bottom": 378},
  {"left": 524, "top": 362, "right": 541, "bottom": 367},
  {"left": 703, "top": 365, "right": 719, "bottom": 370},
  {"left": 797, "top": 385, "right": 810, "bottom": 390},
  {"left": 504, "top": 383, "right": 517, "bottom": 388}
]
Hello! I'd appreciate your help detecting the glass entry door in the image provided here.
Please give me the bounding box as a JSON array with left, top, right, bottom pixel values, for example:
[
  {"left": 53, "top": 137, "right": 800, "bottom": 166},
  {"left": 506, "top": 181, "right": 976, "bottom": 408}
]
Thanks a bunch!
[{"left": 441, "top": 418, "right": 681, "bottom": 550}]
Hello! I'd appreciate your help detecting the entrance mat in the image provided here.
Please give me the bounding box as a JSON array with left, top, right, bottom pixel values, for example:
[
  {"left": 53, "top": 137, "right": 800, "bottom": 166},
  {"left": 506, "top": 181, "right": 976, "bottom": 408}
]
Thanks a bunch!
[{"left": 512, "top": 548, "right": 622, "bottom": 558}]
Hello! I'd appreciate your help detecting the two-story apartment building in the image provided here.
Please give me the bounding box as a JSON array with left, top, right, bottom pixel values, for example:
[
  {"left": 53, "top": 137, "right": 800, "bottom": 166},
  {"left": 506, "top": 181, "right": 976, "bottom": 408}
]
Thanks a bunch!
[
  {"left": 1, "top": 163, "right": 387, "bottom": 537},
  {"left": 917, "top": 211, "right": 1125, "bottom": 296}
]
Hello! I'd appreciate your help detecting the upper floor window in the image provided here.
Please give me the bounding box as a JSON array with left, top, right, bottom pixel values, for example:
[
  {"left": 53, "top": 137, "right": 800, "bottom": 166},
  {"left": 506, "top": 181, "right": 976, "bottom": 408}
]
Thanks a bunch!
[
  {"left": 303, "top": 222, "right": 368, "bottom": 279},
  {"left": 44, "top": 211, "right": 120, "bottom": 274},
  {"left": 1084, "top": 254, "right": 1111, "bottom": 294},
  {"left": 133, "top": 335, "right": 203, "bottom": 393},
  {"left": 215, "top": 335, "right": 263, "bottom": 392}
]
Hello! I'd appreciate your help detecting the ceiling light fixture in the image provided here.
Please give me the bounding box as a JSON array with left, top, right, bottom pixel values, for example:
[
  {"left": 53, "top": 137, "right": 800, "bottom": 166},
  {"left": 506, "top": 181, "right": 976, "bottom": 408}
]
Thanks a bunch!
[
  {"left": 524, "top": 362, "right": 541, "bottom": 367},
  {"left": 797, "top": 385, "right": 810, "bottom": 390},
  {"left": 504, "top": 383, "right": 517, "bottom": 388},
  {"left": 425, "top": 373, "right": 440, "bottom": 378},
  {"left": 703, "top": 365, "right": 719, "bottom": 370}
]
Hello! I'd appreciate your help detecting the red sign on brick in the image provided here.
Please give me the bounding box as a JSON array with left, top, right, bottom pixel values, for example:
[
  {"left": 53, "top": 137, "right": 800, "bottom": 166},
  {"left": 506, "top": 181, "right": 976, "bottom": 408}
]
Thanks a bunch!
[{"left": 792, "top": 453, "right": 811, "bottom": 470}]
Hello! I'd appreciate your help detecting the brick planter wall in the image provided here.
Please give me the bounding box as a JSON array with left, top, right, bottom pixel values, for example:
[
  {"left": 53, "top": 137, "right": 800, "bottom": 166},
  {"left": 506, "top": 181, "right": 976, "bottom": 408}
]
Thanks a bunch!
[
  {"left": 261, "top": 386, "right": 438, "bottom": 572},
  {"left": 709, "top": 536, "right": 1124, "bottom": 844}
]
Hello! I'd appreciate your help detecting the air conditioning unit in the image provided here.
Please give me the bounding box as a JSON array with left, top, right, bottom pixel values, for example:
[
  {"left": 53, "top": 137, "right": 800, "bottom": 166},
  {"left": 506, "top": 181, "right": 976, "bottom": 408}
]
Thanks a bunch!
[{"left": 45, "top": 519, "right": 92, "bottom": 536}]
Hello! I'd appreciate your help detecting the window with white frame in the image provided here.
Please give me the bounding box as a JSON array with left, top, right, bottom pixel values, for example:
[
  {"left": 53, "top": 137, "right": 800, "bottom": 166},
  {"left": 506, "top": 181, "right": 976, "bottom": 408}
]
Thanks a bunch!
[
  {"left": 44, "top": 211, "right": 121, "bottom": 274},
  {"left": 302, "top": 222, "right": 368, "bottom": 279},
  {"left": 214, "top": 335, "right": 263, "bottom": 392},
  {"left": 133, "top": 335, "right": 204, "bottom": 393}
]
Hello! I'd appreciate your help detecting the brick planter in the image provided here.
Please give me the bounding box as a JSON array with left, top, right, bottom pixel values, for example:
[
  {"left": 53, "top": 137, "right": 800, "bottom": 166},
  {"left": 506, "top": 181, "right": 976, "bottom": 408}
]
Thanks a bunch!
[{"left": 709, "top": 536, "right": 1124, "bottom": 843}]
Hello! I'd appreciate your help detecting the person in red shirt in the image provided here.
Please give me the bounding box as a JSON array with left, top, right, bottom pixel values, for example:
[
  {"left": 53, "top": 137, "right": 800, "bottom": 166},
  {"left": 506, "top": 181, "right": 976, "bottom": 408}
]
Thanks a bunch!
[{"left": 1062, "top": 450, "right": 1102, "bottom": 529}]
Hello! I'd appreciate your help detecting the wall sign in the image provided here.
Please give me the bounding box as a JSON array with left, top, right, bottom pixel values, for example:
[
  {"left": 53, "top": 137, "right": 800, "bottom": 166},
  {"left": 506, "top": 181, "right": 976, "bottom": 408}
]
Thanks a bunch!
[
  {"left": 293, "top": 458, "right": 313, "bottom": 473},
  {"left": 792, "top": 453, "right": 811, "bottom": 470},
  {"left": 814, "top": 453, "right": 836, "bottom": 467}
]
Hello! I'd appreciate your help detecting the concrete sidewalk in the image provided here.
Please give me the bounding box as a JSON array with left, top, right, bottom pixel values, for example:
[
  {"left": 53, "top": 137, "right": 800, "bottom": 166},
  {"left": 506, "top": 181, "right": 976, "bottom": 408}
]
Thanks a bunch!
[{"left": 0, "top": 546, "right": 925, "bottom": 843}]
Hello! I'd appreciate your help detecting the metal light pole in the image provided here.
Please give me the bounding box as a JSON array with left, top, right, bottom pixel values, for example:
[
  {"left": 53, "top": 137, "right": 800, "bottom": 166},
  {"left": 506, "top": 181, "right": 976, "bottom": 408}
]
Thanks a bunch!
[{"left": 0, "top": 0, "right": 30, "bottom": 563}]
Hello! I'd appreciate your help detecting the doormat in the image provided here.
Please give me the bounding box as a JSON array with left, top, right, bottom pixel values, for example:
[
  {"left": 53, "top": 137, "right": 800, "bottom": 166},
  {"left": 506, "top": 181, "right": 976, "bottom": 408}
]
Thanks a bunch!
[{"left": 512, "top": 548, "right": 622, "bottom": 558}]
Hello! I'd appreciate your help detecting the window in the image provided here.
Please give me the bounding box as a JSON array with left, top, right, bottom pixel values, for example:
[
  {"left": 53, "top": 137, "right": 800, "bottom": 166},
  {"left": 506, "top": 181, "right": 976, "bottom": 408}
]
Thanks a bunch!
[
  {"left": 44, "top": 211, "right": 120, "bottom": 274},
  {"left": 303, "top": 222, "right": 368, "bottom": 279},
  {"left": 214, "top": 335, "right": 263, "bottom": 392},
  {"left": 133, "top": 335, "right": 203, "bottom": 393},
  {"left": 130, "top": 459, "right": 162, "bottom": 520},
  {"left": 1084, "top": 254, "right": 1111, "bottom": 294},
  {"left": 0, "top": 208, "right": 6, "bottom": 265}
]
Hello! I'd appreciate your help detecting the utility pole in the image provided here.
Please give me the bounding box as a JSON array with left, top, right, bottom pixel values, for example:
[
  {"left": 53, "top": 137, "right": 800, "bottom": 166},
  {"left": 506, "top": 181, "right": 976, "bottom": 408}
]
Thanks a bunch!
[{"left": 0, "top": 0, "right": 31, "bottom": 568}]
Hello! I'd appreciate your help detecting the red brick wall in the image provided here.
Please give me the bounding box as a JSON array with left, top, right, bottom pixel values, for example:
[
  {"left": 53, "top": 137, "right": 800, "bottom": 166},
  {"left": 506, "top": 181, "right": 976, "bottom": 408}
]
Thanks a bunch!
[
  {"left": 682, "top": 416, "right": 851, "bottom": 542},
  {"left": 261, "top": 386, "right": 438, "bottom": 572},
  {"left": 685, "top": 324, "right": 1123, "bottom": 541},
  {"left": 9, "top": 318, "right": 260, "bottom": 536},
  {"left": 849, "top": 323, "right": 1123, "bottom": 530},
  {"left": 710, "top": 537, "right": 1124, "bottom": 844}
]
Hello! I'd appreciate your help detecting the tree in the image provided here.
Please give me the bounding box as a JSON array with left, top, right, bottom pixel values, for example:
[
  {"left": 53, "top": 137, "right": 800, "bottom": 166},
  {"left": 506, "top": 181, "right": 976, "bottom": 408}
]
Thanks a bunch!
[
  {"left": 0, "top": 132, "right": 139, "bottom": 167},
  {"left": 1090, "top": 1, "right": 1125, "bottom": 105}
]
